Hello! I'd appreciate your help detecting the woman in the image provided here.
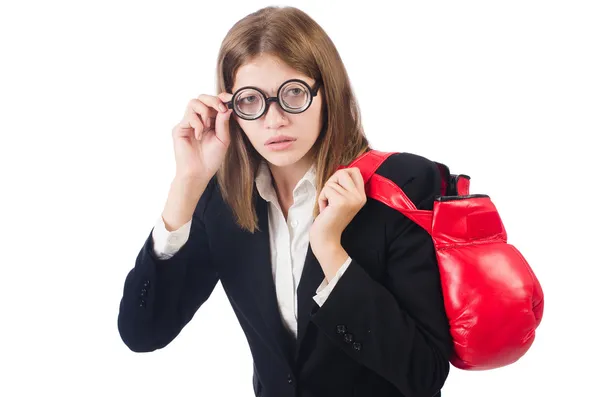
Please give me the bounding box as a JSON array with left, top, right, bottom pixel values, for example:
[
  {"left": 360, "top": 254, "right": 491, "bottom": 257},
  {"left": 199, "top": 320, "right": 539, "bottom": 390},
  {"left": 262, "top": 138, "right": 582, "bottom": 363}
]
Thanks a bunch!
[{"left": 117, "top": 6, "right": 453, "bottom": 397}]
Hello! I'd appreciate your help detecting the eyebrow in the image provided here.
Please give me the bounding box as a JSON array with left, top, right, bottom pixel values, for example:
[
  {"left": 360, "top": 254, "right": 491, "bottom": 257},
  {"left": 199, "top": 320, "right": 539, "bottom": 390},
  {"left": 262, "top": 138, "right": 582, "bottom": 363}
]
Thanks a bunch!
[
  {"left": 233, "top": 79, "right": 308, "bottom": 95},
  {"left": 232, "top": 84, "right": 278, "bottom": 95}
]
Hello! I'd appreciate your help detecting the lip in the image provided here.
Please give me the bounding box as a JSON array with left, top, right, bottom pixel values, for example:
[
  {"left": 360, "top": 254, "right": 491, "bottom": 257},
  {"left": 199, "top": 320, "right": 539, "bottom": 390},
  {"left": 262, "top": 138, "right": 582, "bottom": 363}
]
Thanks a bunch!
[
  {"left": 265, "top": 135, "right": 297, "bottom": 145},
  {"left": 265, "top": 140, "right": 295, "bottom": 151}
]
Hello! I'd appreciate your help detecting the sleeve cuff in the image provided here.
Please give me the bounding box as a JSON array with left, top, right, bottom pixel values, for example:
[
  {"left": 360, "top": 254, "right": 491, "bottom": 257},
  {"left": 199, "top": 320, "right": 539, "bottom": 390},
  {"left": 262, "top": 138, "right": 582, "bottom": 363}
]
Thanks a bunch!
[
  {"left": 312, "top": 256, "right": 353, "bottom": 307},
  {"left": 151, "top": 216, "right": 192, "bottom": 260}
]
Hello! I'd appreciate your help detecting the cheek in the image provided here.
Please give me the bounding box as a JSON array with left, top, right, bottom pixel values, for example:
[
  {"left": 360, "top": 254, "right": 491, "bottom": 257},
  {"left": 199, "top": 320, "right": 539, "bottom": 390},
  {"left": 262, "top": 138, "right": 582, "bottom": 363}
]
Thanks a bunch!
[
  {"left": 310, "top": 96, "right": 324, "bottom": 119},
  {"left": 306, "top": 100, "right": 324, "bottom": 134},
  {"left": 237, "top": 120, "right": 260, "bottom": 142}
]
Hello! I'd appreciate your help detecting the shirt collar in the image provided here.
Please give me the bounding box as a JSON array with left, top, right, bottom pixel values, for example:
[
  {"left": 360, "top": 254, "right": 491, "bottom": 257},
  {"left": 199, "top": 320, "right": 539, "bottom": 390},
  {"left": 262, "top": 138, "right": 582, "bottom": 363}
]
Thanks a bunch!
[{"left": 255, "top": 160, "right": 317, "bottom": 203}]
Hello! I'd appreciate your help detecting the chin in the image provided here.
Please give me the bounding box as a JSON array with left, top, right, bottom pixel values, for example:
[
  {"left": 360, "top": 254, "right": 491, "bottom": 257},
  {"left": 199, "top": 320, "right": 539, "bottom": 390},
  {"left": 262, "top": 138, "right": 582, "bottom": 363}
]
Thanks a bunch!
[{"left": 259, "top": 147, "right": 310, "bottom": 168}]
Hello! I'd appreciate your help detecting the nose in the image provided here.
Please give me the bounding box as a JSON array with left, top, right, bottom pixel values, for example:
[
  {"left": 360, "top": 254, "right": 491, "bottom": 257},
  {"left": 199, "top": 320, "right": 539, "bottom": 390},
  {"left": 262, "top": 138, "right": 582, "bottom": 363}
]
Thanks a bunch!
[{"left": 263, "top": 98, "right": 288, "bottom": 129}]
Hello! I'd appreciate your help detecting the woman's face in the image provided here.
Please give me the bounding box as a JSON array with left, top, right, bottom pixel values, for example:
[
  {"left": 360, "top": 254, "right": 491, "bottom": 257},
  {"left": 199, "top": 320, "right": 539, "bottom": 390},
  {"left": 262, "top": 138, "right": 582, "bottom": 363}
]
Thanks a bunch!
[{"left": 231, "top": 54, "right": 324, "bottom": 168}]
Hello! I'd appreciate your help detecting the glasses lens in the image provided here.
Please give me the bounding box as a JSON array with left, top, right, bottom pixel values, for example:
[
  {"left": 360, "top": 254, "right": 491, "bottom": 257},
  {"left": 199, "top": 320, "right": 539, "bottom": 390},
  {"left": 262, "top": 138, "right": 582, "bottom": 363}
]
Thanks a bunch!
[
  {"left": 234, "top": 88, "right": 264, "bottom": 118},
  {"left": 280, "top": 82, "right": 310, "bottom": 112}
]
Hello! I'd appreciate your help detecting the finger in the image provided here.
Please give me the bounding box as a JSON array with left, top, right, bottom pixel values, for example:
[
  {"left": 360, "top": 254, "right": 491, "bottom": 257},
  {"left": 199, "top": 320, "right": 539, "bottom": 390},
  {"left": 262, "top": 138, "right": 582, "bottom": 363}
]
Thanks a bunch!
[
  {"left": 217, "top": 92, "right": 234, "bottom": 109},
  {"left": 318, "top": 185, "right": 330, "bottom": 213},
  {"left": 187, "top": 99, "right": 212, "bottom": 131},
  {"left": 348, "top": 167, "right": 365, "bottom": 189},
  {"left": 187, "top": 111, "right": 204, "bottom": 141},
  {"left": 318, "top": 184, "right": 343, "bottom": 212},
  {"left": 217, "top": 92, "right": 234, "bottom": 123},
  {"left": 214, "top": 105, "right": 233, "bottom": 146},
  {"left": 318, "top": 196, "right": 327, "bottom": 213},
  {"left": 198, "top": 94, "right": 230, "bottom": 114},
  {"left": 200, "top": 93, "right": 234, "bottom": 135},
  {"left": 344, "top": 168, "right": 366, "bottom": 201},
  {"left": 325, "top": 180, "right": 347, "bottom": 196},
  {"left": 327, "top": 171, "right": 359, "bottom": 202},
  {"left": 175, "top": 109, "right": 203, "bottom": 140},
  {"left": 335, "top": 171, "right": 358, "bottom": 194},
  {"left": 349, "top": 168, "right": 367, "bottom": 202}
]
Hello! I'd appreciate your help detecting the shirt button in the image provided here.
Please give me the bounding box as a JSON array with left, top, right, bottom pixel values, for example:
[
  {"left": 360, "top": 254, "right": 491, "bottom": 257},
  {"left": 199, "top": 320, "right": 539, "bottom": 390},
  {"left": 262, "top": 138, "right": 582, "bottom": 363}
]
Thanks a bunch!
[
  {"left": 290, "top": 220, "right": 298, "bottom": 228},
  {"left": 168, "top": 235, "right": 178, "bottom": 243}
]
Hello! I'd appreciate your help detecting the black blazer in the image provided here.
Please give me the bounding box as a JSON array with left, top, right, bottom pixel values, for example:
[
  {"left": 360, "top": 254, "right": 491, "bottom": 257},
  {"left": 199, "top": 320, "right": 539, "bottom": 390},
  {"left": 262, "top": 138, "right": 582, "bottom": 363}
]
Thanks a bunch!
[{"left": 117, "top": 151, "right": 454, "bottom": 397}]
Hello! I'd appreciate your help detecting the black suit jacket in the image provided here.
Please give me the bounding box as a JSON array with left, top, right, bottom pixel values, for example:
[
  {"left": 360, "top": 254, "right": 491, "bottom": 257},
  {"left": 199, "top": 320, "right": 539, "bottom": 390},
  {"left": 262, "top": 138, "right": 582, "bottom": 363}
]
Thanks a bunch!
[{"left": 117, "top": 151, "right": 454, "bottom": 397}]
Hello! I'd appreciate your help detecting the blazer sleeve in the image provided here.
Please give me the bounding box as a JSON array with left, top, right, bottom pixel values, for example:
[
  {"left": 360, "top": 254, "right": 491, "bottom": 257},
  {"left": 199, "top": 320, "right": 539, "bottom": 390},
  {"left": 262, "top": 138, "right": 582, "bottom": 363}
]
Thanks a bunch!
[
  {"left": 151, "top": 215, "right": 192, "bottom": 259},
  {"left": 310, "top": 154, "right": 453, "bottom": 397},
  {"left": 117, "top": 176, "right": 220, "bottom": 353}
]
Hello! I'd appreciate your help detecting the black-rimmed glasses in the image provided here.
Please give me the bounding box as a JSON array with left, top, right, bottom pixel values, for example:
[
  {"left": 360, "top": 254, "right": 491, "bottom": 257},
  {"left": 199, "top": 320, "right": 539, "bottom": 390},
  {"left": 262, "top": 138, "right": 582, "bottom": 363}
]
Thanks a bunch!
[{"left": 226, "top": 78, "right": 322, "bottom": 121}]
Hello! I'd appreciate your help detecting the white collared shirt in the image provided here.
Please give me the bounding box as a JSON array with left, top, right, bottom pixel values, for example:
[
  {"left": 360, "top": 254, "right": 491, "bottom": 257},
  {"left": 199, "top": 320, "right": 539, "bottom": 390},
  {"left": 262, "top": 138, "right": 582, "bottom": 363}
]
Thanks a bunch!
[{"left": 152, "top": 161, "right": 352, "bottom": 339}]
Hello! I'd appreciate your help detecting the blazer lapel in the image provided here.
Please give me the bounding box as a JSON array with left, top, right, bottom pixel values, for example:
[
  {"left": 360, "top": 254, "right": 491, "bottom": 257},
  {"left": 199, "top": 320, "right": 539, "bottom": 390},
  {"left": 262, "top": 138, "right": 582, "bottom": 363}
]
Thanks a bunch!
[
  {"left": 248, "top": 195, "right": 296, "bottom": 368},
  {"left": 295, "top": 243, "right": 324, "bottom": 359},
  {"left": 245, "top": 192, "right": 326, "bottom": 365}
]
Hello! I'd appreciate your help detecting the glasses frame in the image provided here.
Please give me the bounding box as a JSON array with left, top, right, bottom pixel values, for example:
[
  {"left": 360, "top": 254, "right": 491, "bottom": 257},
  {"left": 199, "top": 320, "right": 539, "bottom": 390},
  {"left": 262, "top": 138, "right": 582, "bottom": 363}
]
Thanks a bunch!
[{"left": 226, "top": 78, "right": 322, "bottom": 121}]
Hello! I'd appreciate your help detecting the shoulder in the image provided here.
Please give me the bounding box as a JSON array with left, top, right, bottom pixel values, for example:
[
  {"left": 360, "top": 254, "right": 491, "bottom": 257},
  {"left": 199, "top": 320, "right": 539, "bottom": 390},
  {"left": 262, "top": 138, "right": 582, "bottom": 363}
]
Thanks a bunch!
[{"left": 373, "top": 151, "right": 442, "bottom": 210}]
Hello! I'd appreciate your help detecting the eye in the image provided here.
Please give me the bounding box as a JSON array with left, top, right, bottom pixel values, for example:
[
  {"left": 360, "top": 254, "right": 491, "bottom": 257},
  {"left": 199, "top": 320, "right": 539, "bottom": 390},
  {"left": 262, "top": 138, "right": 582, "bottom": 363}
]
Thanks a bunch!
[
  {"left": 240, "top": 95, "right": 258, "bottom": 103},
  {"left": 286, "top": 88, "right": 303, "bottom": 96}
]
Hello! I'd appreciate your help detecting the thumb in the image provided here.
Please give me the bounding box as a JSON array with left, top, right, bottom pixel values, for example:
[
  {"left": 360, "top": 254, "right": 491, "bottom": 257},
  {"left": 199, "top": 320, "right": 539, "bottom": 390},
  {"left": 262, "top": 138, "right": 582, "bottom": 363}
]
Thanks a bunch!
[
  {"left": 214, "top": 108, "right": 232, "bottom": 147},
  {"left": 318, "top": 192, "right": 327, "bottom": 213}
]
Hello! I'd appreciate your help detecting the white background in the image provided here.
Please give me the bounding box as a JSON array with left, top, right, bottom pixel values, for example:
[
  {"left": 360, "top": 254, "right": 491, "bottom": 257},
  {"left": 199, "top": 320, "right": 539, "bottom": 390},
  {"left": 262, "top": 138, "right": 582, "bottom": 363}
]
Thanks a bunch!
[{"left": 1, "top": 1, "right": 598, "bottom": 396}]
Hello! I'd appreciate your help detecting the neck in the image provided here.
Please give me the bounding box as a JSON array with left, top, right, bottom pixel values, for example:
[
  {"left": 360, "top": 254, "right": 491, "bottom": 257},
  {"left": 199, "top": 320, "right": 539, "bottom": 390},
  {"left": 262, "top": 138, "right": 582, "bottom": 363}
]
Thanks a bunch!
[{"left": 269, "top": 154, "right": 314, "bottom": 203}]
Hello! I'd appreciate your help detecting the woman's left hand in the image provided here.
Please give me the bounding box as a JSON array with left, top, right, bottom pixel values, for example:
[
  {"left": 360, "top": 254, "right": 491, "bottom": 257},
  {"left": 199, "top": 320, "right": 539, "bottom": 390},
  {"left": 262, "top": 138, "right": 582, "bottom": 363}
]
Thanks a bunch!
[{"left": 309, "top": 167, "right": 367, "bottom": 251}]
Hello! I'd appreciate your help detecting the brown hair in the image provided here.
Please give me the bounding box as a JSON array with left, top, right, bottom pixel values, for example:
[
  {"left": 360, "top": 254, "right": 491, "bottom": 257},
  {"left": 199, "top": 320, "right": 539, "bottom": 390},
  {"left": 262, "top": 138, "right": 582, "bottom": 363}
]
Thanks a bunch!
[{"left": 215, "top": 6, "right": 371, "bottom": 233}]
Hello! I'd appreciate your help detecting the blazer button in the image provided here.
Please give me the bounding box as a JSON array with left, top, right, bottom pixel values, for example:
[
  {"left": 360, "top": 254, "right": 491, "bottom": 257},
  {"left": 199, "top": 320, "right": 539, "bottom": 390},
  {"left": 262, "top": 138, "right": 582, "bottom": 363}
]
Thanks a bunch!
[
  {"left": 336, "top": 325, "right": 347, "bottom": 334},
  {"left": 287, "top": 374, "right": 293, "bottom": 384},
  {"left": 143, "top": 280, "right": 150, "bottom": 288},
  {"left": 139, "top": 299, "right": 146, "bottom": 308},
  {"left": 353, "top": 342, "right": 362, "bottom": 351},
  {"left": 140, "top": 288, "right": 147, "bottom": 297},
  {"left": 344, "top": 333, "right": 354, "bottom": 343}
]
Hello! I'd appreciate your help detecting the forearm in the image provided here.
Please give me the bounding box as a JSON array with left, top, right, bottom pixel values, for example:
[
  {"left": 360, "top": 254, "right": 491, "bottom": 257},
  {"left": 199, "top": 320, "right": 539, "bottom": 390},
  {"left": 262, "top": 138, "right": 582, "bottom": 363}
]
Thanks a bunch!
[
  {"left": 162, "top": 176, "right": 210, "bottom": 231},
  {"left": 312, "top": 241, "right": 350, "bottom": 282}
]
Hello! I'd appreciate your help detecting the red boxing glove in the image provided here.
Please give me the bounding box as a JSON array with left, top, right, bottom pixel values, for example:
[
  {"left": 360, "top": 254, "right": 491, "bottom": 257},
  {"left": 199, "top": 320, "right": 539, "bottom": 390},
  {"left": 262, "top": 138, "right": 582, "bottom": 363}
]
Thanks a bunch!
[
  {"left": 432, "top": 194, "right": 544, "bottom": 369},
  {"left": 345, "top": 150, "right": 545, "bottom": 370}
]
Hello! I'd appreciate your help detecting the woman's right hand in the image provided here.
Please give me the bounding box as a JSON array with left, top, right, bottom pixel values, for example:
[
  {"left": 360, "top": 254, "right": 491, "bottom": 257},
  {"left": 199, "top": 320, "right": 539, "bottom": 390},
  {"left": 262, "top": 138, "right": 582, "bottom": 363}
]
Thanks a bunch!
[{"left": 171, "top": 92, "right": 234, "bottom": 181}]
